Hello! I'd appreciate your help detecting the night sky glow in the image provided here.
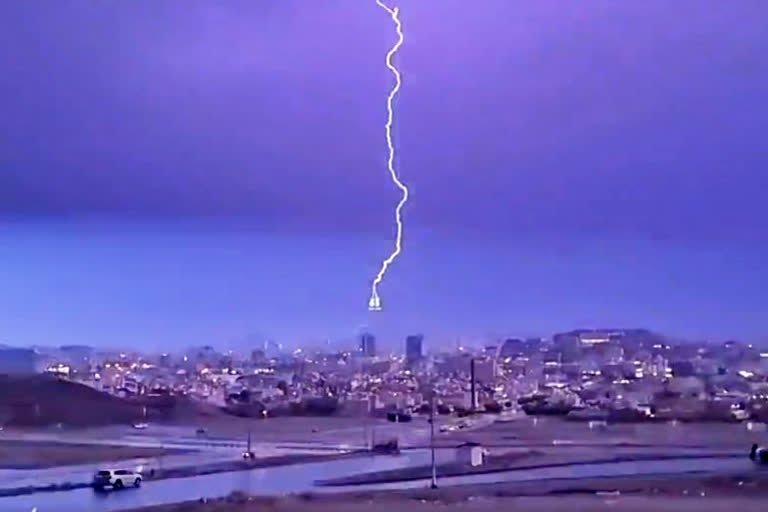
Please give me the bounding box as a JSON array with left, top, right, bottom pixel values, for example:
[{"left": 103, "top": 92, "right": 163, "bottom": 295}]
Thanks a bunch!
[{"left": 1, "top": 1, "right": 767, "bottom": 349}]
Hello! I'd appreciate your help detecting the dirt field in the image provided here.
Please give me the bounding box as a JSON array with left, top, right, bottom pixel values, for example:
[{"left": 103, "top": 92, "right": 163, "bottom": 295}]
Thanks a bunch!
[
  {"left": 131, "top": 473, "right": 768, "bottom": 512},
  {"left": 436, "top": 415, "right": 768, "bottom": 449},
  {"left": 129, "top": 496, "right": 768, "bottom": 512},
  {"left": 183, "top": 415, "right": 389, "bottom": 442},
  {"left": 0, "top": 440, "right": 187, "bottom": 469}
]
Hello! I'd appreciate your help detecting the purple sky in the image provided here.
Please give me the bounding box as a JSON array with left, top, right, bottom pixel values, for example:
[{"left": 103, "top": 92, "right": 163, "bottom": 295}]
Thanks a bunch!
[{"left": 1, "top": 1, "right": 767, "bottom": 350}]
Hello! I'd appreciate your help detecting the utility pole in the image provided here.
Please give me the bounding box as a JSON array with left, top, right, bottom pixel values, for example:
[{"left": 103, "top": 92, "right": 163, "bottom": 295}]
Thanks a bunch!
[
  {"left": 470, "top": 358, "right": 477, "bottom": 412},
  {"left": 429, "top": 393, "right": 437, "bottom": 489}
]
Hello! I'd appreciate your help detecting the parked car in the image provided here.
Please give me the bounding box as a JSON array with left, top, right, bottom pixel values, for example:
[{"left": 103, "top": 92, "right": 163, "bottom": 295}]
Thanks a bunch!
[
  {"left": 93, "top": 469, "right": 142, "bottom": 490},
  {"left": 750, "top": 444, "right": 768, "bottom": 464},
  {"left": 386, "top": 411, "right": 412, "bottom": 423}
]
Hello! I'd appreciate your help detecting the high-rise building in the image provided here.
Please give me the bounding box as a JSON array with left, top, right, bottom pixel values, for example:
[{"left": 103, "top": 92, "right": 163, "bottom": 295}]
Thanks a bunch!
[
  {"left": 360, "top": 332, "right": 376, "bottom": 357},
  {"left": 405, "top": 334, "right": 423, "bottom": 364},
  {"left": 499, "top": 338, "right": 524, "bottom": 359}
]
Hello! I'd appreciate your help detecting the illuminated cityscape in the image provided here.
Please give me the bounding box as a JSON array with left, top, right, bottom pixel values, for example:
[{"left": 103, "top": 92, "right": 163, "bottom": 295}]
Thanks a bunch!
[{"left": 4, "top": 329, "right": 767, "bottom": 425}]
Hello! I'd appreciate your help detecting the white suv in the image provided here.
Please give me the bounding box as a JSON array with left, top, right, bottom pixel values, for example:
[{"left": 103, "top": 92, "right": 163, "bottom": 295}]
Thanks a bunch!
[{"left": 93, "top": 469, "right": 142, "bottom": 490}]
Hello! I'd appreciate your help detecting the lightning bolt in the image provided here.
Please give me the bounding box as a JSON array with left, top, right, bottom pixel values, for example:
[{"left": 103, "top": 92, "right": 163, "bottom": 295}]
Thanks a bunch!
[{"left": 369, "top": 0, "right": 407, "bottom": 312}]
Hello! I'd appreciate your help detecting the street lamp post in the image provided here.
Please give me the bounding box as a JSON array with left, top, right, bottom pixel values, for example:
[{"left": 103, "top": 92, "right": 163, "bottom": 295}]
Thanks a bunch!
[{"left": 430, "top": 393, "right": 437, "bottom": 489}]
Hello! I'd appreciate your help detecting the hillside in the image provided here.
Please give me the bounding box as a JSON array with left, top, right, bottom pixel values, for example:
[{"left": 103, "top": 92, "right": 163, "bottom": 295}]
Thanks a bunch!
[{"left": 0, "top": 374, "right": 143, "bottom": 426}]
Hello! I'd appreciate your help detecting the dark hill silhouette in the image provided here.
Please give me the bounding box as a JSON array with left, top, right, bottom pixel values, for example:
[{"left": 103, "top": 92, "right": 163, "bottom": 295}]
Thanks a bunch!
[{"left": 0, "top": 374, "right": 142, "bottom": 426}]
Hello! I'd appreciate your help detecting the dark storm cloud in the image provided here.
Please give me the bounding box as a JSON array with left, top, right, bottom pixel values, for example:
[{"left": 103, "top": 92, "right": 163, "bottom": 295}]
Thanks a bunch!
[{"left": 1, "top": 0, "right": 767, "bottom": 240}]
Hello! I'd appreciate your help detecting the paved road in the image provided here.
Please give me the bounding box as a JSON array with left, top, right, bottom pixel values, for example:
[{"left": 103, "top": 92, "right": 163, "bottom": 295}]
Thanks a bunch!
[
  {"left": 1, "top": 452, "right": 757, "bottom": 512},
  {"left": 0, "top": 430, "right": 349, "bottom": 492}
]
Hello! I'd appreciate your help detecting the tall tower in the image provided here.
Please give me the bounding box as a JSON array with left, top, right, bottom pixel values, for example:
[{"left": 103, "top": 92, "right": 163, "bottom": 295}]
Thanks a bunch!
[
  {"left": 360, "top": 332, "right": 377, "bottom": 358},
  {"left": 406, "top": 334, "right": 423, "bottom": 365}
]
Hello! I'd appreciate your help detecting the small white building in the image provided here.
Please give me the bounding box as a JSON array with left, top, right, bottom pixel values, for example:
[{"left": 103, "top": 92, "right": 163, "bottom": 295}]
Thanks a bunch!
[{"left": 456, "top": 442, "right": 485, "bottom": 467}]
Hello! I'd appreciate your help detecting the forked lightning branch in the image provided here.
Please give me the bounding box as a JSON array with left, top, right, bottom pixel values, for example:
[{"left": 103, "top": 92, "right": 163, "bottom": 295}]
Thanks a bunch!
[{"left": 369, "top": 0, "right": 407, "bottom": 312}]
